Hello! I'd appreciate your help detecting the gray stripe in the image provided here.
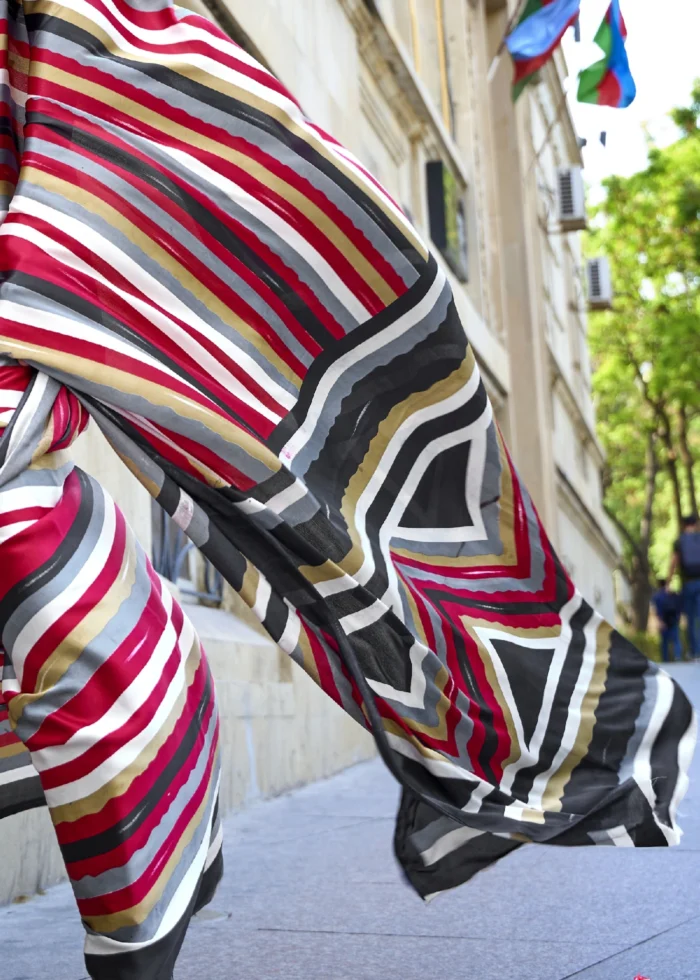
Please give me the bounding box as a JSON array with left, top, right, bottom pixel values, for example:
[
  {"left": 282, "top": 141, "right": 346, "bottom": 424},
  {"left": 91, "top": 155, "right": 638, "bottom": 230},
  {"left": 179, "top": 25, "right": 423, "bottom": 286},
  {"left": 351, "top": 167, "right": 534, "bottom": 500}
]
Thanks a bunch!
[
  {"left": 72, "top": 705, "right": 220, "bottom": 906},
  {"left": 27, "top": 137, "right": 317, "bottom": 371},
  {"left": 291, "top": 276, "right": 454, "bottom": 477},
  {"left": 39, "top": 29, "right": 418, "bottom": 290}
]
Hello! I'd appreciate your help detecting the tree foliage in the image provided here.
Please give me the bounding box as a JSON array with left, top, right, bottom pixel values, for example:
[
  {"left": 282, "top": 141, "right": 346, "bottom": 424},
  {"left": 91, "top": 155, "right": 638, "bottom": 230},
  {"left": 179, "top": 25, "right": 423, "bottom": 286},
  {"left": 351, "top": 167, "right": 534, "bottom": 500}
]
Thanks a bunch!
[{"left": 587, "top": 82, "right": 700, "bottom": 629}]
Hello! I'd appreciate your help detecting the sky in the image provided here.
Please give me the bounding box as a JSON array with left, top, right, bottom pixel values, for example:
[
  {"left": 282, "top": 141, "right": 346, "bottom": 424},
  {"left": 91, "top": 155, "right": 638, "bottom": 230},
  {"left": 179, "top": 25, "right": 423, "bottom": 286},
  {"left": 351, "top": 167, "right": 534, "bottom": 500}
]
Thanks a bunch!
[{"left": 560, "top": 0, "right": 699, "bottom": 197}]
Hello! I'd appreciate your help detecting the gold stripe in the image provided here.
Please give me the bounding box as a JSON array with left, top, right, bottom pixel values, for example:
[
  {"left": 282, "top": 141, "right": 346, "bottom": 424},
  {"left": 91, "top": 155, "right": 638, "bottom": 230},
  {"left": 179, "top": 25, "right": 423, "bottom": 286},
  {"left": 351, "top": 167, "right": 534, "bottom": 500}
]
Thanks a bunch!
[
  {"left": 298, "top": 558, "right": 347, "bottom": 586},
  {"left": 83, "top": 747, "right": 219, "bottom": 932},
  {"left": 339, "top": 349, "right": 477, "bottom": 578},
  {"left": 0, "top": 335, "right": 281, "bottom": 481},
  {"left": 8, "top": 524, "right": 140, "bottom": 721},
  {"left": 21, "top": 162, "right": 300, "bottom": 387},
  {"left": 0, "top": 740, "right": 29, "bottom": 760},
  {"left": 540, "top": 621, "right": 612, "bottom": 813},
  {"left": 27, "top": 35, "right": 417, "bottom": 293},
  {"left": 238, "top": 559, "right": 260, "bottom": 610},
  {"left": 50, "top": 637, "right": 203, "bottom": 824}
]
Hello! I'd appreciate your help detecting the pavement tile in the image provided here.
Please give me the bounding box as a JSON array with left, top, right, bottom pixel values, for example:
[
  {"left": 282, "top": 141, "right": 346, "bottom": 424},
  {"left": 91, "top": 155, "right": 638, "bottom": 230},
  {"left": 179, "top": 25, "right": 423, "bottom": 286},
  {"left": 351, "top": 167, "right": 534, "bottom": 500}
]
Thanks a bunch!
[
  {"left": 567, "top": 915, "right": 700, "bottom": 980},
  {"left": 178, "top": 925, "right": 623, "bottom": 980}
]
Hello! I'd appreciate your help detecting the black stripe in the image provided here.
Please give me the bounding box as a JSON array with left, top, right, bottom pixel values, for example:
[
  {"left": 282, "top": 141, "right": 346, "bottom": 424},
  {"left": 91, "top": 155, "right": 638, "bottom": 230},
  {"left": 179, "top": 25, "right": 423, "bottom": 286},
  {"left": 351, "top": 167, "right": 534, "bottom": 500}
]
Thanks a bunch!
[
  {"left": 268, "top": 257, "right": 440, "bottom": 453},
  {"left": 29, "top": 104, "right": 334, "bottom": 352},
  {"left": 60, "top": 667, "right": 215, "bottom": 863},
  {"left": 28, "top": 13, "right": 422, "bottom": 271},
  {"left": 0, "top": 469, "right": 95, "bottom": 627}
]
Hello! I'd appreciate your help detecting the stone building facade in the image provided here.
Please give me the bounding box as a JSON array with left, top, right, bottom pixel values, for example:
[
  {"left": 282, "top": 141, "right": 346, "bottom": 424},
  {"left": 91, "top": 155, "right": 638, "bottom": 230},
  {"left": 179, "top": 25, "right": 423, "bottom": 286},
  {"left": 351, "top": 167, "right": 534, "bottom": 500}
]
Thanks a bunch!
[{"left": 1, "top": 0, "right": 621, "bottom": 903}]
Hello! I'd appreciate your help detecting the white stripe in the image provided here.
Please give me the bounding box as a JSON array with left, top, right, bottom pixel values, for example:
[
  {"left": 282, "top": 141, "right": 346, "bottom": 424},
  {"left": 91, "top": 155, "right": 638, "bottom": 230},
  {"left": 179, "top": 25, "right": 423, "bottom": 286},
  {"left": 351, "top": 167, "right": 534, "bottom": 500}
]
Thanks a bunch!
[
  {"left": 281, "top": 265, "right": 447, "bottom": 463},
  {"left": 477, "top": 626, "right": 564, "bottom": 788},
  {"left": 0, "top": 764, "right": 36, "bottom": 787},
  {"left": 632, "top": 669, "right": 678, "bottom": 845},
  {"left": 339, "top": 598, "right": 386, "bottom": 635},
  {"left": 0, "top": 294, "right": 182, "bottom": 385},
  {"left": 368, "top": 642, "right": 429, "bottom": 709},
  {"left": 315, "top": 571, "right": 358, "bottom": 598},
  {"left": 236, "top": 498, "right": 268, "bottom": 516},
  {"left": 5, "top": 210, "right": 291, "bottom": 417},
  {"left": 4, "top": 372, "right": 52, "bottom": 461},
  {"left": 160, "top": 143, "right": 370, "bottom": 324},
  {"left": 252, "top": 576, "right": 272, "bottom": 622},
  {"left": 205, "top": 822, "right": 224, "bottom": 873},
  {"left": 527, "top": 601, "right": 603, "bottom": 812},
  {"left": 589, "top": 825, "right": 636, "bottom": 847},
  {"left": 496, "top": 594, "right": 582, "bottom": 797},
  {"left": 0, "top": 484, "right": 63, "bottom": 516},
  {"left": 669, "top": 708, "right": 697, "bottom": 831},
  {"left": 84, "top": 773, "right": 220, "bottom": 957},
  {"left": 40, "top": 601, "right": 207, "bottom": 805},
  {"left": 265, "top": 479, "right": 308, "bottom": 515},
  {"left": 420, "top": 825, "right": 484, "bottom": 868},
  {"left": 277, "top": 604, "right": 301, "bottom": 656},
  {"left": 10, "top": 485, "right": 117, "bottom": 685},
  {"left": 353, "top": 367, "right": 487, "bottom": 589},
  {"left": 0, "top": 520, "right": 36, "bottom": 544},
  {"left": 54, "top": 0, "right": 408, "bottom": 244},
  {"left": 172, "top": 490, "right": 195, "bottom": 532},
  {"left": 0, "top": 389, "right": 22, "bottom": 408}
]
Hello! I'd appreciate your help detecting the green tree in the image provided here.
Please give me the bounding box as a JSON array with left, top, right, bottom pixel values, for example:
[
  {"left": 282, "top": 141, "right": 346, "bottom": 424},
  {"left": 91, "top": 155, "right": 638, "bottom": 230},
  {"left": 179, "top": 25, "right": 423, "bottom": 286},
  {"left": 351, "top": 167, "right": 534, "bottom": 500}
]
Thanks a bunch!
[{"left": 588, "top": 82, "right": 700, "bottom": 630}]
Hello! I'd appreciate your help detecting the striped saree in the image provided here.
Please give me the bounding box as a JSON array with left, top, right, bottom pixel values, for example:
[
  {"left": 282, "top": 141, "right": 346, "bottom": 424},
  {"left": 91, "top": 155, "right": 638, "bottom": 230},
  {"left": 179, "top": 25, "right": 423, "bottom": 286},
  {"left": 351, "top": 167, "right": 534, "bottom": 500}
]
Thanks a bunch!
[{"left": 0, "top": 1, "right": 695, "bottom": 977}]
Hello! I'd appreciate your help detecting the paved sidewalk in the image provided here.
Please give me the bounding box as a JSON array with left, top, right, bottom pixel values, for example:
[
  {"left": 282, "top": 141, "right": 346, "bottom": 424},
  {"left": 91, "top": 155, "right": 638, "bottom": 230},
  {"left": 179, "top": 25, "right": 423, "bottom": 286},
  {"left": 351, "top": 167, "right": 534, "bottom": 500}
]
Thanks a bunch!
[{"left": 3, "top": 663, "right": 699, "bottom": 980}]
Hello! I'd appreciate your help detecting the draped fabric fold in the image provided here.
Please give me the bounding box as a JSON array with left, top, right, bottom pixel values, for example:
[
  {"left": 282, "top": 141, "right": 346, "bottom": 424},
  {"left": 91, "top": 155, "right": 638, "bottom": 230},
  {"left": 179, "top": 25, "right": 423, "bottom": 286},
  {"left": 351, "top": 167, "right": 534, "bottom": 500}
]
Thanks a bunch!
[{"left": 0, "top": 1, "right": 695, "bottom": 977}]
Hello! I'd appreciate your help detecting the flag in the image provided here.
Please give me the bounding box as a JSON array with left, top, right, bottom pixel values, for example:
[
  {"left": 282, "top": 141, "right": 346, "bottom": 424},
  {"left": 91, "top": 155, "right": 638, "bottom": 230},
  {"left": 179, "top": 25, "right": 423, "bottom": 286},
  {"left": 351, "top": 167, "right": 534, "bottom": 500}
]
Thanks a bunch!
[
  {"left": 577, "top": 0, "right": 636, "bottom": 108},
  {"left": 506, "top": 0, "right": 581, "bottom": 100}
]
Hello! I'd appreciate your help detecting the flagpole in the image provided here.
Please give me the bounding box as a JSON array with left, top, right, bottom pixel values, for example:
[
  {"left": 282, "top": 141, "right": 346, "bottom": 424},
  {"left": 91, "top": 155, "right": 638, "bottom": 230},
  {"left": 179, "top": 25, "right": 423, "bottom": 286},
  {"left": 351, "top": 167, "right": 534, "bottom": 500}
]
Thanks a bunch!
[{"left": 487, "top": 0, "right": 530, "bottom": 83}]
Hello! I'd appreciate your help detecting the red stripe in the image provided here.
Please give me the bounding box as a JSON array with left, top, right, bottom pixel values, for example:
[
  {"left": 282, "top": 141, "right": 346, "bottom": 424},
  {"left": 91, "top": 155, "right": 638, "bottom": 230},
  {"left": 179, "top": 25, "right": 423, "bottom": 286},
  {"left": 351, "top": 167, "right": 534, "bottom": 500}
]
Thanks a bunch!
[
  {"left": 20, "top": 503, "right": 128, "bottom": 698},
  {"left": 0, "top": 470, "right": 81, "bottom": 603},
  {"left": 75, "top": 722, "right": 217, "bottom": 911},
  {"left": 55, "top": 650, "right": 210, "bottom": 845},
  {"left": 8, "top": 210, "right": 293, "bottom": 421},
  {"left": 26, "top": 553, "right": 168, "bottom": 753},
  {"left": 0, "top": 507, "right": 51, "bottom": 527},
  {"left": 25, "top": 114, "right": 324, "bottom": 366},
  {"left": 28, "top": 49, "right": 392, "bottom": 320}
]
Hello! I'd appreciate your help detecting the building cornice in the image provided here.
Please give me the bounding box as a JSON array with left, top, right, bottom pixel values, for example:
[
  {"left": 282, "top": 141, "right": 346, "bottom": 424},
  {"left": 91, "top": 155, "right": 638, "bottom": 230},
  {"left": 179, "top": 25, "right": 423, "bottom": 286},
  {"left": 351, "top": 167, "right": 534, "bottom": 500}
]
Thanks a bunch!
[
  {"left": 338, "top": 0, "right": 472, "bottom": 188},
  {"left": 549, "top": 348, "right": 606, "bottom": 468},
  {"left": 556, "top": 465, "right": 621, "bottom": 564}
]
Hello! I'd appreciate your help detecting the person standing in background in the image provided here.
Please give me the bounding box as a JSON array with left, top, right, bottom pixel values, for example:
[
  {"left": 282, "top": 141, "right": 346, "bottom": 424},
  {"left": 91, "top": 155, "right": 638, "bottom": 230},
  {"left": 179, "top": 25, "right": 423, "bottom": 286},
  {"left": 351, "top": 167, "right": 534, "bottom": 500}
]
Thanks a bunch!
[
  {"left": 652, "top": 579, "right": 683, "bottom": 663},
  {"left": 668, "top": 514, "right": 700, "bottom": 660}
]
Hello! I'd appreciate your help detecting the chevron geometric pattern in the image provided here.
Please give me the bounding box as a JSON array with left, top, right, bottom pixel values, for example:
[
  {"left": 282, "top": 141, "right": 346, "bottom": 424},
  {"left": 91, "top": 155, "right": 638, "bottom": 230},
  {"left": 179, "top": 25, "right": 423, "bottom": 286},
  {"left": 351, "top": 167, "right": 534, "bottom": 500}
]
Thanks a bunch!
[{"left": 0, "top": 0, "right": 695, "bottom": 976}]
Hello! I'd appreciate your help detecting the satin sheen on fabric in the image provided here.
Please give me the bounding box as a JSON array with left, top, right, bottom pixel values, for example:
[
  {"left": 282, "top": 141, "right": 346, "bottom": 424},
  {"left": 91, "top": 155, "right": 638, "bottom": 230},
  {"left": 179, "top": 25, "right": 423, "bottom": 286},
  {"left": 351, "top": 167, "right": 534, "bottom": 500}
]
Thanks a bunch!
[{"left": 0, "top": 1, "right": 695, "bottom": 978}]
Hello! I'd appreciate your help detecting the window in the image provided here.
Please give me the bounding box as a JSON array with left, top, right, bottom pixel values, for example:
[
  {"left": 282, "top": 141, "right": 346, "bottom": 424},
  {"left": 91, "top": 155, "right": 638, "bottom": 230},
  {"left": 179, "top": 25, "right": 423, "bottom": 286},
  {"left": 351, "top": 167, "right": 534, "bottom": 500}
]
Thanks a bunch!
[
  {"left": 426, "top": 159, "right": 468, "bottom": 281},
  {"left": 151, "top": 501, "right": 223, "bottom": 607}
]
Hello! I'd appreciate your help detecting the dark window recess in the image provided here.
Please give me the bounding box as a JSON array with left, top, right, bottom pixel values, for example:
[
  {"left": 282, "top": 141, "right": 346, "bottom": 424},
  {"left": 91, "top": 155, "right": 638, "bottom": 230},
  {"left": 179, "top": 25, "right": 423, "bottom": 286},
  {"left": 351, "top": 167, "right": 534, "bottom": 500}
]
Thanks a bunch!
[
  {"left": 152, "top": 501, "right": 223, "bottom": 607},
  {"left": 426, "top": 160, "right": 468, "bottom": 282}
]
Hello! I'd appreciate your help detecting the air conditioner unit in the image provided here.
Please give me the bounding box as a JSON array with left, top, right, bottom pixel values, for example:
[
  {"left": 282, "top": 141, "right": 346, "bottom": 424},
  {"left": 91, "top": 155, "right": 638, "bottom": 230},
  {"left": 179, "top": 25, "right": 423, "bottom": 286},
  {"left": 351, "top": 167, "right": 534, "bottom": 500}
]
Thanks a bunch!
[
  {"left": 586, "top": 257, "right": 612, "bottom": 310},
  {"left": 556, "top": 166, "right": 587, "bottom": 231}
]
